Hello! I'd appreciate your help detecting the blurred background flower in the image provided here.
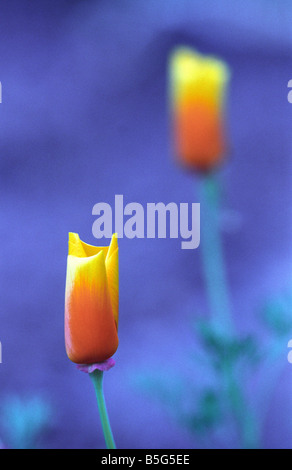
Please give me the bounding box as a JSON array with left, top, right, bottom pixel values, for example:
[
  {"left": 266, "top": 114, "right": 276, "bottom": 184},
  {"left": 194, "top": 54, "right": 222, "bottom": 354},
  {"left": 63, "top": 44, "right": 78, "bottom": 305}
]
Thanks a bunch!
[
  {"left": 169, "top": 47, "right": 229, "bottom": 172},
  {"left": 1, "top": 0, "right": 292, "bottom": 448}
]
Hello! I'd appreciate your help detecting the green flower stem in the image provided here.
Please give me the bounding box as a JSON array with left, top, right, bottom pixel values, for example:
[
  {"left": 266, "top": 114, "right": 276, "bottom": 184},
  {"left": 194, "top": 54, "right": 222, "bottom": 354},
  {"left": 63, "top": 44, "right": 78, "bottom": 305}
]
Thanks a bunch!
[
  {"left": 199, "top": 172, "right": 233, "bottom": 335},
  {"left": 222, "top": 360, "right": 259, "bottom": 449},
  {"left": 199, "top": 171, "right": 258, "bottom": 448},
  {"left": 90, "top": 370, "right": 116, "bottom": 449}
]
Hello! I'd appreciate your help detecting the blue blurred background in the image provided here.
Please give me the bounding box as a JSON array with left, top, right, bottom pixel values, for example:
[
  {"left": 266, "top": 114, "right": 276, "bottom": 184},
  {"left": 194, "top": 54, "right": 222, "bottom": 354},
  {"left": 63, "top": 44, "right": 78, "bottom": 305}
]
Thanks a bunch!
[{"left": 1, "top": 0, "right": 292, "bottom": 449}]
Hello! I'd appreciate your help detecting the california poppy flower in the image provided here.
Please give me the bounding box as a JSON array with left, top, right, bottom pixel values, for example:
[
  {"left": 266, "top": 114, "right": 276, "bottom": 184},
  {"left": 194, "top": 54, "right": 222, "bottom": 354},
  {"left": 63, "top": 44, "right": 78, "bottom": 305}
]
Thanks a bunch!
[
  {"left": 65, "top": 233, "right": 119, "bottom": 364},
  {"left": 169, "top": 47, "right": 230, "bottom": 172}
]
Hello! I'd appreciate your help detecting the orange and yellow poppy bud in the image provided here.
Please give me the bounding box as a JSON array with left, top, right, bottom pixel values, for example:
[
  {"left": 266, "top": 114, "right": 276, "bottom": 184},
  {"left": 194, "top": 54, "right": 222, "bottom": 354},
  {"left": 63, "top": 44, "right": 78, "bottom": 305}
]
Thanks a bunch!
[
  {"left": 169, "top": 47, "right": 230, "bottom": 172},
  {"left": 65, "top": 233, "right": 119, "bottom": 364}
]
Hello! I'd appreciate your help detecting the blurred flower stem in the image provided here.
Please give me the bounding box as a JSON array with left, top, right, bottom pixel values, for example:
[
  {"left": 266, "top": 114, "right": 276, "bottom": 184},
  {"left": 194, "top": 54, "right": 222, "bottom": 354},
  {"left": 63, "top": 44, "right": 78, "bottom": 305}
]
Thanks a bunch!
[
  {"left": 90, "top": 370, "right": 116, "bottom": 449},
  {"left": 199, "top": 171, "right": 259, "bottom": 448},
  {"left": 199, "top": 172, "right": 233, "bottom": 335},
  {"left": 222, "top": 359, "right": 259, "bottom": 449}
]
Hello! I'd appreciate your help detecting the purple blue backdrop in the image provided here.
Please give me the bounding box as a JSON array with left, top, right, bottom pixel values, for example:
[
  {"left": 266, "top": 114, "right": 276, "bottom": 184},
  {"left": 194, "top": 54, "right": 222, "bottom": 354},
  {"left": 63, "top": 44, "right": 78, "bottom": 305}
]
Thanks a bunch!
[{"left": 0, "top": 0, "right": 292, "bottom": 448}]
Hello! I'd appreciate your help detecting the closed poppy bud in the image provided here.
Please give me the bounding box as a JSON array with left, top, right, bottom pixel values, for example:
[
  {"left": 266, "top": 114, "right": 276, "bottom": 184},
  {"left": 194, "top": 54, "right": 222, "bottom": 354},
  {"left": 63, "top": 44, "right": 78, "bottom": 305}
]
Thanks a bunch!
[
  {"left": 65, "top": 233, "right": 119, "bottom": 364},
  {"left": 169, "top": 47, "right": 230, "bottom": 172}
]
